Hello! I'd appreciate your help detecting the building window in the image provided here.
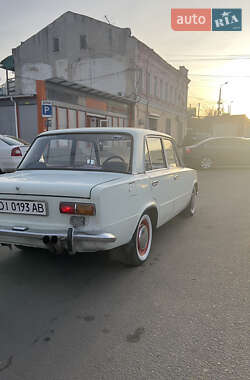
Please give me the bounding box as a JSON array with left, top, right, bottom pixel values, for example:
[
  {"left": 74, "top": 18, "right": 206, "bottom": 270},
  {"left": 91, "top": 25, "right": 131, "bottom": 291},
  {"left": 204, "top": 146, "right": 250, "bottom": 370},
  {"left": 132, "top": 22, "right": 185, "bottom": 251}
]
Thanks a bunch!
[
  {"left": 146, "top": 72, "right": 151, "bottom": 96},
  {"left": 165, "top": 83, "right": 168, "bottom": 101},
  {"left": 136, "top": 69, "right": 143, "bottom": 93},
  {"left": 160, "top": 80, "right": 163, "bottom": 100},
  {"left": 139, "top": 69, "right": 143, "bottom": 92},
  {"left": 166, "top": 118, "right": 171, "bottom": 135},
  {"left": 53, "top": 38, "right": 59, "bottom": 52},
  {"left": 173, "top": 87, "right": 176, "bottom": 104},
  {"left": 149, "top": 118, "right": 157, "bottom": 131},
  {"left": 154, "top": 76, "right": 158, "bottom": 97},
  {"left": 169, "top": 86, "right": 173, "bottom": 103},
  {"left": 80, "top": 35, "right": 87, "bottom": 49}
]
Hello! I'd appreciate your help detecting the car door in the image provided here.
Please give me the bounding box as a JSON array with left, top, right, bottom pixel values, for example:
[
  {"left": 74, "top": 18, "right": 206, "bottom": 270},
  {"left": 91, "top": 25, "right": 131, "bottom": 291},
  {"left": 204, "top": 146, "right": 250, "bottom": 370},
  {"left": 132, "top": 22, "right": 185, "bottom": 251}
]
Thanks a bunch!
[
  {"left": 228, "top": 139, "right": 249, "bottom": 166},
  {"left": 162, "top": 138, "right": 191, "bottom": 215},
  {"left": 145, "top": 136, "right": 176, "bottom": 226},
  {"left": 217, "top": 139, "right": 237, "bottom": 166},
  {"left": 0, "top": 139, "right": 9, "bottom": 171},
  {"left": 205, "top": 139, "right": 233, "bottom": 166}
]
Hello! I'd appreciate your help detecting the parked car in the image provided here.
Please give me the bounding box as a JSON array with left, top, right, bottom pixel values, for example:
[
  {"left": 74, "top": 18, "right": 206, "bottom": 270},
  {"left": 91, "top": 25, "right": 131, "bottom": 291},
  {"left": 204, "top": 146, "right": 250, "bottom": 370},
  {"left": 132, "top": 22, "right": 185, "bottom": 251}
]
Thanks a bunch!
[
  {"left": 0, "top": 135, "right": 29, "bottom": 173},
  {"left": 183, "top": 136, "right": 250, "bottom": 169},
  {"left": 0, "top": 128, "right": 198, "bottom": 266}
]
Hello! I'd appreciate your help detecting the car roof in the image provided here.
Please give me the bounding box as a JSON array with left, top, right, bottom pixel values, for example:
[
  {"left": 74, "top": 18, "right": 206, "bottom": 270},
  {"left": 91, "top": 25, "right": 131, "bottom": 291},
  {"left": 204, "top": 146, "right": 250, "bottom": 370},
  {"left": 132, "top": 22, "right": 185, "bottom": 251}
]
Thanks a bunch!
[
  {"left": 189, "top": 136, "right": 249, "bottom": 147},
  {"left": 39, "top": 127, "right": 172, "bottom": 140}
]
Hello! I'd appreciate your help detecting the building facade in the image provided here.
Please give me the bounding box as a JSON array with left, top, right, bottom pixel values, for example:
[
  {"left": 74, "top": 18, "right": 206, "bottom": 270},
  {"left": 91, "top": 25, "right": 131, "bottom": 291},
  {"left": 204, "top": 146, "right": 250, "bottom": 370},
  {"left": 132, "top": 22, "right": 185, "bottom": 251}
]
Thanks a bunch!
[
  {"left": 0, "top": 79, "right": 134, "bottom": 142},
  {"left": 11, "top": 11, "right": 189, "bottom": 143}
]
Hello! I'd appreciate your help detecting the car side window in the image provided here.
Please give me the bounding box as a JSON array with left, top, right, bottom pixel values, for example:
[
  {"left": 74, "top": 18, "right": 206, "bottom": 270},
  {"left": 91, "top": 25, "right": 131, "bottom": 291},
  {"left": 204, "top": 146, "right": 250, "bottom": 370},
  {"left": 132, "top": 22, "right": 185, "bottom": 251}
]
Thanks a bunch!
[
  {"left": 163, "top": 139, "right": 178, "bottom": 168},
  {"left": 145, "top": 137, "right": 166, "bottom": 170}
]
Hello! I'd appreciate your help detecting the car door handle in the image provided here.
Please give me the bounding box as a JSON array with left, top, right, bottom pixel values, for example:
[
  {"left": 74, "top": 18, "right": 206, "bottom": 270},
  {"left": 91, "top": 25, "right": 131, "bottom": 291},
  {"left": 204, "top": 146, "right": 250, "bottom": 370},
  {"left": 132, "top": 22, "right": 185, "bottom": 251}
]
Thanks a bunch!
[
  {"left": 173, "top": 175, "right": 179, "bottom": 180},
  {"left": 152, "top": 180, "right": 159, "bottom": 187}
]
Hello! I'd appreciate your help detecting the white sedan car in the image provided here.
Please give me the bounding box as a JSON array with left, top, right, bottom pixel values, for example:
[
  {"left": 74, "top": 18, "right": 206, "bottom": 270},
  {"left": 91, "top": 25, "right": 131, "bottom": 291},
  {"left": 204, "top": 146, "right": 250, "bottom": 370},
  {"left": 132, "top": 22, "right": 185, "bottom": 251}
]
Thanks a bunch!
[
  {"left": 0, "top": 135, "right": 29, "bottom": 173},
  {"left": 0, "top": 128, "right": 198, "bottom": 266}
]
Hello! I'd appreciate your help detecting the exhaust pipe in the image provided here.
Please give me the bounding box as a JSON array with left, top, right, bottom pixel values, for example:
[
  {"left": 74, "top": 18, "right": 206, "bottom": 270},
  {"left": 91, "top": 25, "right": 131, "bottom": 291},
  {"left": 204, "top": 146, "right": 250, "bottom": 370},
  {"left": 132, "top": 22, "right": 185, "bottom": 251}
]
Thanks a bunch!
[
  {"left": 43, "top": 235, "right": 61, "bottom": 254},
  {"left": 43, "top": 232, "right": 74, "bottom": 255},
  {"left": 51, "top": 236, "right": 58, "bottom": 245},
  {"left": 43, "top": 235, "right": 50, "bottom": 245}
]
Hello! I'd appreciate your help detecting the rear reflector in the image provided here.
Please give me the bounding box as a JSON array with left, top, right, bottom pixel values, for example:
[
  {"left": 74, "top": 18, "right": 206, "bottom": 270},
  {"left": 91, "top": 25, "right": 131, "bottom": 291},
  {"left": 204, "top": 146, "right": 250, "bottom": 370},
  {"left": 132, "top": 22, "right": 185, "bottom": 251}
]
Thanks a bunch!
[
  {"left": 11, "top": 147, "right": 22, "bottom": 157},
  {"left": 60, "top": 202, "right": 95, "bottom": 216}
]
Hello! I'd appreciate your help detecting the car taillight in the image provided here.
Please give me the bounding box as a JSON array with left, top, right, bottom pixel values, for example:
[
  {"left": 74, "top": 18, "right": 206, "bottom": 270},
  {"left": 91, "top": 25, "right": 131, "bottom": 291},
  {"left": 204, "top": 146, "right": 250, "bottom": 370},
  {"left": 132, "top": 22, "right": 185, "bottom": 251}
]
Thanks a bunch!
[
  {"left": 59, "top": 202, "right": 96, "bottom": 216},
  {"left": 11, "top": 147, "right": 22, "bottom": 157},
  {"left": 185, "top": 147, "right": 192, "bottom": 154},
  {"left": 60, "top": 203, "right": 75, "bottom": 214}
]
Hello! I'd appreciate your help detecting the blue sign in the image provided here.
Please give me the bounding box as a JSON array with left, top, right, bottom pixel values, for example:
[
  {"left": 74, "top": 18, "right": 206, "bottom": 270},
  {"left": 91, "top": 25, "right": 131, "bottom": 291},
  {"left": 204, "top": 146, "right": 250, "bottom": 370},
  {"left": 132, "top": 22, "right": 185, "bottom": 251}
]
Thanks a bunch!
[
  {"left": 42, "top": 103, "right": 53, "bottom": 117},
  {"left": 212, "top": 9, "right": 242, "bottom": 31}
]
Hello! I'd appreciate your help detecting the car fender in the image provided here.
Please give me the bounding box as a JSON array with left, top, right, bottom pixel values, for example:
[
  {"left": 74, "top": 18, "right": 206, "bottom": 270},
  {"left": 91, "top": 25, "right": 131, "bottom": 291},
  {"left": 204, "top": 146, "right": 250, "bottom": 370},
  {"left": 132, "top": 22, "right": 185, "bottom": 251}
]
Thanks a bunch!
[{"left": 130, "top": 201, "right": 159, "bottom": 237}]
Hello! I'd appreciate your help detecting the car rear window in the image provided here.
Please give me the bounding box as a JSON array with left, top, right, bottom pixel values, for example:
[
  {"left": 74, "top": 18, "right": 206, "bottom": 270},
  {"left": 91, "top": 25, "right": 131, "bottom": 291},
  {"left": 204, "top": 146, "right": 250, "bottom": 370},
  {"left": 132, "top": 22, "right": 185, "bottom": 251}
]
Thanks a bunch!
[
  {"left": 1, "top": 136, "right": 29, "bottom": 146},
  {"left": 18, "top": 132, "right": 133, "bottom": 173}
]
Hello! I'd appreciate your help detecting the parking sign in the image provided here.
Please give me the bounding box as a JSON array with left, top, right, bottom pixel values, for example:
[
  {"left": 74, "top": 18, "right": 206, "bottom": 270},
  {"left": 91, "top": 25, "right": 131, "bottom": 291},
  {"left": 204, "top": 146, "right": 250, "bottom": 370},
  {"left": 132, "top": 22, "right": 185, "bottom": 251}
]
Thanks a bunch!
[{"left": 42, "top": 102, "right": 53, "bottom": 118}]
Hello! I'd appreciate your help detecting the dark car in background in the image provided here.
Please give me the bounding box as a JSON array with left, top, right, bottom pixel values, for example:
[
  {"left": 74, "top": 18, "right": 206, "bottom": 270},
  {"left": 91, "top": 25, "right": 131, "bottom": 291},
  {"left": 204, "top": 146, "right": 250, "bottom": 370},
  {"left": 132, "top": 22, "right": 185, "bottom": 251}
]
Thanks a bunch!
[{"left": 183, "top": 136, "right": 250, "bottom": 169}]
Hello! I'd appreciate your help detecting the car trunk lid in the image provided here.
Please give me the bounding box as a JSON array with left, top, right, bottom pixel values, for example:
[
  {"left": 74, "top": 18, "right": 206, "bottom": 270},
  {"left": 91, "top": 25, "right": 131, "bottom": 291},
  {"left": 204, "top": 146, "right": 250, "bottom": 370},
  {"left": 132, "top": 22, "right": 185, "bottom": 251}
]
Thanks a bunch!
[{"left": 0, "top": 170, "right": 124, "bottom": 199}]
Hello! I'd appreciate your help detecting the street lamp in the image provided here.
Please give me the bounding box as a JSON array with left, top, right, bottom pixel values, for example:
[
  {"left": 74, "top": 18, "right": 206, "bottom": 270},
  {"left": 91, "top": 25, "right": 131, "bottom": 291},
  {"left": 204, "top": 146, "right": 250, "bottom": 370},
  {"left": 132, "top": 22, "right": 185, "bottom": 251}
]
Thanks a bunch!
[
  {"left": 228, "top": 100, "right": 234, "bottom": 115},
  {"left": 217, "top": 81, "right": 228, "bottom": 116}
]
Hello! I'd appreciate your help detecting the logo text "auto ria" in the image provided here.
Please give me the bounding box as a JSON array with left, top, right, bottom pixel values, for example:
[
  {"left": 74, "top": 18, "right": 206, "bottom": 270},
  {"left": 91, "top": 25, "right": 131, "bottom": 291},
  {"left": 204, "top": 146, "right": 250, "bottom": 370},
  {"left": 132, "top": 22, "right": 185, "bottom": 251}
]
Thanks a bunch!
[{"left": 171, "top": 8, "right": 242, "bottom": 31}]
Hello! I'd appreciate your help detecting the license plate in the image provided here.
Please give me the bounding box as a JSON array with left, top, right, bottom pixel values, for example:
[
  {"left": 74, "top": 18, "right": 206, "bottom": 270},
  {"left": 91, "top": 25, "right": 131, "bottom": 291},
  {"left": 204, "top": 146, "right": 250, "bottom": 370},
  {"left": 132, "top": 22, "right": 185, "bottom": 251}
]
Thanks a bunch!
[{"left": 0, "top": 199, "right": 47, "bottom": 216}]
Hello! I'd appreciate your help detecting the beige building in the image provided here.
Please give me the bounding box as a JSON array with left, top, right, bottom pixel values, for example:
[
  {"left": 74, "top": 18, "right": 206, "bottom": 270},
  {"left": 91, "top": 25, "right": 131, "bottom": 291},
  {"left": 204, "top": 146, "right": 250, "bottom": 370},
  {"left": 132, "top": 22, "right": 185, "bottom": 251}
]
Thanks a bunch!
[
  {"left": 134, "top": 40, "right": 189, "bottom": 142},
  {"left": 11, "top": 11, "right": 190, "bottom": 144}
]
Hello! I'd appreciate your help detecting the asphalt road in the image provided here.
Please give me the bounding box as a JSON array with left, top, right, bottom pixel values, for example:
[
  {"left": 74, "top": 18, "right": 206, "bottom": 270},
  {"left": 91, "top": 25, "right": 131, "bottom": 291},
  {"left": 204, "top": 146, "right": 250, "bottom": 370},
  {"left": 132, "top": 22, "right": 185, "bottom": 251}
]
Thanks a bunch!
[{"left": 0, "top": 169, "right": 250, "bottom": 380}]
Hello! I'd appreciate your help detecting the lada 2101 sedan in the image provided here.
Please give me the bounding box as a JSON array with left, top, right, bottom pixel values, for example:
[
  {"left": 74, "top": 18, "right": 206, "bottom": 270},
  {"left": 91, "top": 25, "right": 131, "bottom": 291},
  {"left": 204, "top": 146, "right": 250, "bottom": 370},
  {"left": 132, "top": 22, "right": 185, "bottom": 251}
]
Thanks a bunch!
[{"left": 0, "top": 128, "right": 198, "bottom": 266}]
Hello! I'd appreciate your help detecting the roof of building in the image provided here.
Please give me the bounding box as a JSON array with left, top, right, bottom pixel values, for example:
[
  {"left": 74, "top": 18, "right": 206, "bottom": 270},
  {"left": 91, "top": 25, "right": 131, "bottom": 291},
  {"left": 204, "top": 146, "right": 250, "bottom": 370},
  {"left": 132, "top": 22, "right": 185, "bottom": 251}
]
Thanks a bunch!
[{"left": 12, "top": 11, "right": 188, "bottom": 79}]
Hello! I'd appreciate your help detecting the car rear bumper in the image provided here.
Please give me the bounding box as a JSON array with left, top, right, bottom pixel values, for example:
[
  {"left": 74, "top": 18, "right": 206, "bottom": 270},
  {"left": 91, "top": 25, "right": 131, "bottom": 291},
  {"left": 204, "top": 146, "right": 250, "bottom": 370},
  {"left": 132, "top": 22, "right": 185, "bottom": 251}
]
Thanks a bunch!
[{"left": 0, "top": 226, "right": 116, "bottom": 254}]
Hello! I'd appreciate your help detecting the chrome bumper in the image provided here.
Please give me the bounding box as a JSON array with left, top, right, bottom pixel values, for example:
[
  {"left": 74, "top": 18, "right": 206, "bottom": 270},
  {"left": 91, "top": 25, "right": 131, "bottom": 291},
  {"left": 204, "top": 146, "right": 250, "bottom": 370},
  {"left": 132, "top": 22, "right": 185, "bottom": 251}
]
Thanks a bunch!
[{"left": 0, "top": 226, "right": 116, "bottom": 254}]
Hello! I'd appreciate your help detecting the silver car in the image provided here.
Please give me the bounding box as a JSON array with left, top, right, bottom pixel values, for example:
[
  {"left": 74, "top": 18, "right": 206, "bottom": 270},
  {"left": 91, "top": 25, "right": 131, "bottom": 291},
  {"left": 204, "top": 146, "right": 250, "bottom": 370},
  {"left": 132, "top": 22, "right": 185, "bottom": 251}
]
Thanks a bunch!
[{"left": 0, "top": 135, "right": 29, "bottom": 173}]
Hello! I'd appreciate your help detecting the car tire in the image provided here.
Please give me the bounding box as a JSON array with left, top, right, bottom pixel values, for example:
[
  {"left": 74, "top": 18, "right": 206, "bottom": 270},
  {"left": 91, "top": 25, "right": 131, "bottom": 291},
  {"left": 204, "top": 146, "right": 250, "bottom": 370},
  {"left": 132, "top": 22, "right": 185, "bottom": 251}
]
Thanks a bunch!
[
  {"left": 200, "top": 156, "right": 213, "bottom": 169},
  {"left": 119, "top": 213, "right": 153, "bottom": 266},
  {"left": 183, "top": 187, "right": 197, "bottom": 217}
]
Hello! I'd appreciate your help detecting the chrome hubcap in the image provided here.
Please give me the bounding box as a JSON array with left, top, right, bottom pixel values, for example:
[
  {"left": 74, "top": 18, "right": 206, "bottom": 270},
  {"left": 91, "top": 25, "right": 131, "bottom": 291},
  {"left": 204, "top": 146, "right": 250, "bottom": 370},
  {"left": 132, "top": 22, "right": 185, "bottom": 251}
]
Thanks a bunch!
[
  {"left": 201, "top": 157, "right": 212, "bottom": 169},
  {"left": 190, "top": 191, "right": 196, "bottom": 213},
  {"left": 138, "top": 224, "right": 149, "bottom": 251}
]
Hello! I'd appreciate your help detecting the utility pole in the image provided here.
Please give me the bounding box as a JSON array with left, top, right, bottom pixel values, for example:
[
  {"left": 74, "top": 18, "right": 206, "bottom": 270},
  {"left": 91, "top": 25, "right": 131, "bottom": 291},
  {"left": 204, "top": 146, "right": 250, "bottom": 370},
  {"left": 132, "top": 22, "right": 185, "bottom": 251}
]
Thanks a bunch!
[
  {"left": 197, "top": 103, "right": 200, "bottom": 118},
  {"left": 6, "top": 69, "right": 9, "bottom": 96},
  {"left": 217, "top": 82, "right": 228, "bottom": 115}
]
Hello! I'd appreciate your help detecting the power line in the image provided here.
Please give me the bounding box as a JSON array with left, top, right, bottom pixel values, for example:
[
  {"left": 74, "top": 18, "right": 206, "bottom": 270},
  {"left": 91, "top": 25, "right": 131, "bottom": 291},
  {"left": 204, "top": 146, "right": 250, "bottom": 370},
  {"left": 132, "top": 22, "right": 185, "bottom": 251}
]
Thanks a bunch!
[{"left": 189, "top": 73, "right": 250, "bottom": 78}]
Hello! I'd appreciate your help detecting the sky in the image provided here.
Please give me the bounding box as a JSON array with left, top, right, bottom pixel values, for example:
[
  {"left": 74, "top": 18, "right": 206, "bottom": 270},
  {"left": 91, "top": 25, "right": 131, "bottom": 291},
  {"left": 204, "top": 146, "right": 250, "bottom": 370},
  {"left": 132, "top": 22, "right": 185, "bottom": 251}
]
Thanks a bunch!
[{"left": 1, "top": 0, "right": 250, "bottom": 116}]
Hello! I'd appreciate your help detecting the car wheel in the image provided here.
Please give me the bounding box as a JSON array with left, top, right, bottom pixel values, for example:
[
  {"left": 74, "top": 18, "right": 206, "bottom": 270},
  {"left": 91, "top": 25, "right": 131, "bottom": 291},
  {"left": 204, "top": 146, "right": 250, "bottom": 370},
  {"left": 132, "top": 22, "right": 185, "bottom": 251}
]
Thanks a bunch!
[
  {"left": 200, "top": 156, "right": 213, "bottom": 169},
  {"left": 183, "top": 187, "right": 197, "bottom": 217},
  {"left": 119, "top": 213, "right": 153, "bottom": 266}
]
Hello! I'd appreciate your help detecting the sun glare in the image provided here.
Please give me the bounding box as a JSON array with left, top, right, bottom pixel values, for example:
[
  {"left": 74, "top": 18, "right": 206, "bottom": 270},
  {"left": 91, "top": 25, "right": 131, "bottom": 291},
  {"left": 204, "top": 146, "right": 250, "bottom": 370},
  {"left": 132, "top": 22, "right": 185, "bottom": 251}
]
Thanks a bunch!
[{"left": 189, "top": 58, "right": 250, "bottom": 118}]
